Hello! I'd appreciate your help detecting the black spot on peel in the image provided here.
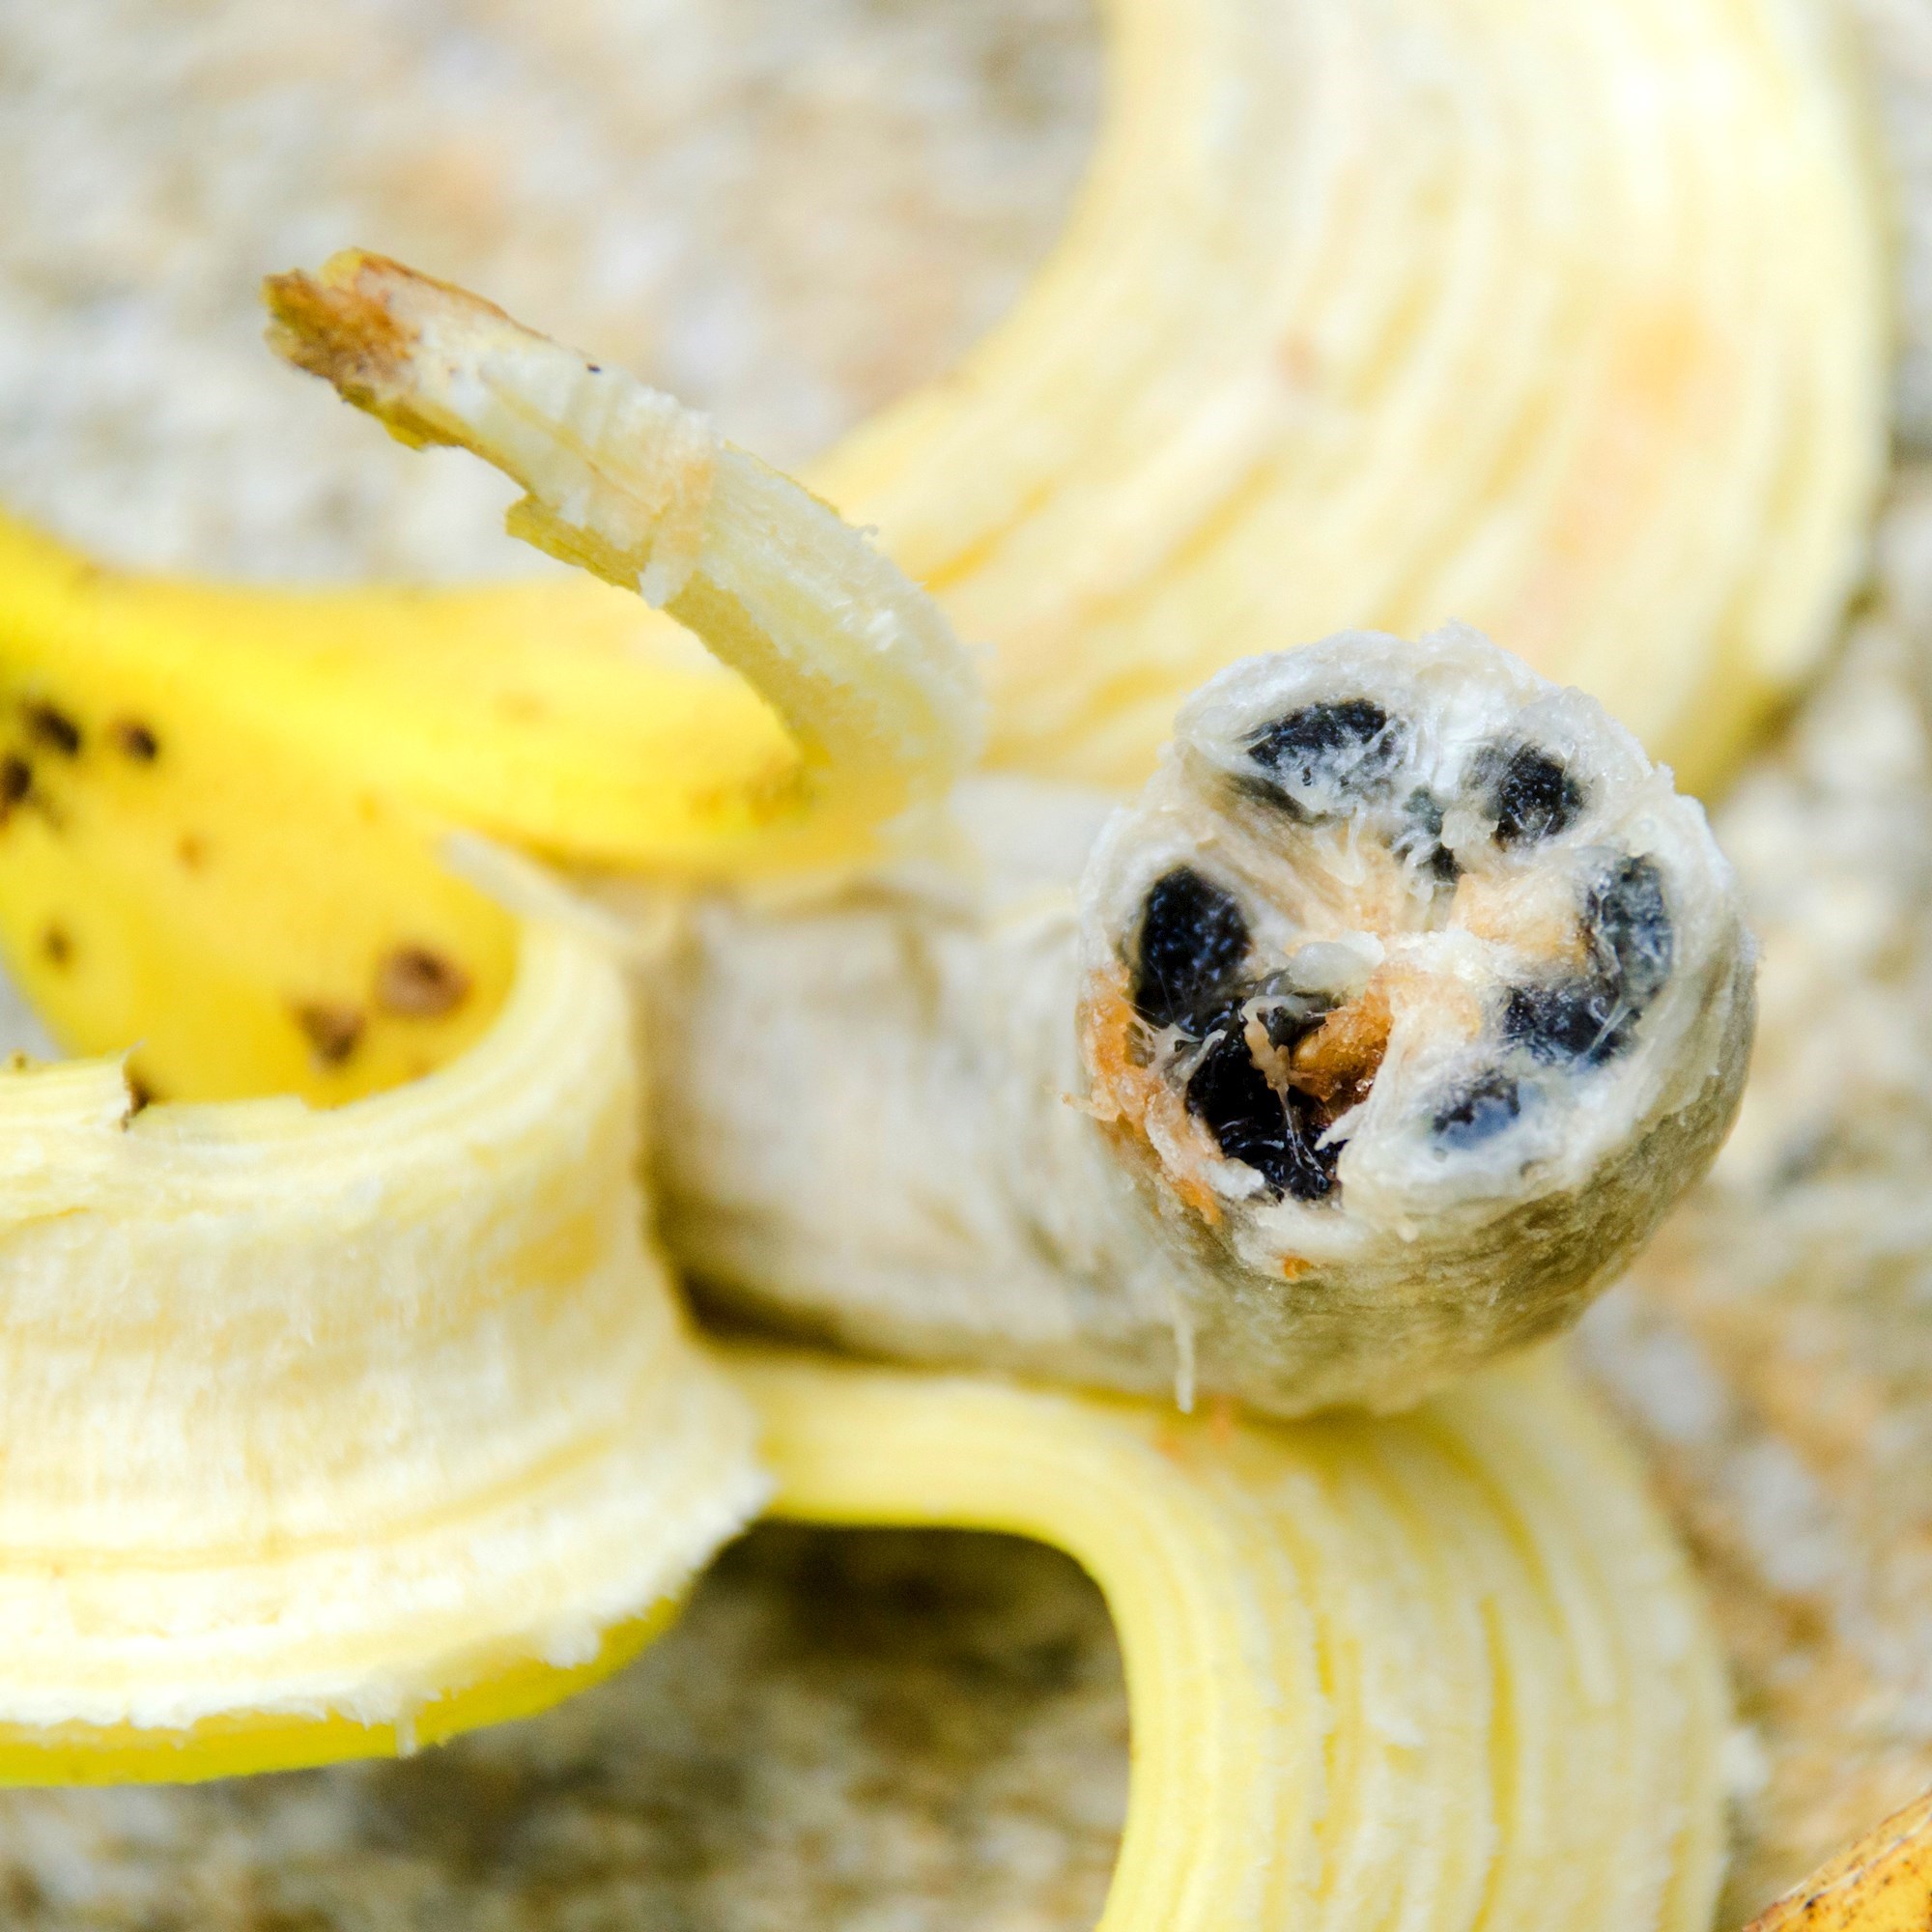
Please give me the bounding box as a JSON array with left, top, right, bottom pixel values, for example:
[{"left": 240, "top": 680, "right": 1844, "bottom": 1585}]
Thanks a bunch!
[
  {"left": 0, "top": 755, "right": 29, "bottom": 810},
  {"left": 1132, "top": 867, "right": 1249, "bottom": 1031},
  {"left": 1184, "top": 1004, "right": 1336, "bottom": 1202},
  {"left": 41, "top": 924, "right": 71, "bottom": 970},
  {"left": 22, "top": 702, "right": 80, "bottom": 757},
  {"left": 1433, "top": 1068, "right": 1520, "bottom": 1147},
  {"left": 1475, "top": 741, "right": 1583, "bottom": 847},
  {"left": 1246, "top": 700, "right": 1401, "bottom": 808}
]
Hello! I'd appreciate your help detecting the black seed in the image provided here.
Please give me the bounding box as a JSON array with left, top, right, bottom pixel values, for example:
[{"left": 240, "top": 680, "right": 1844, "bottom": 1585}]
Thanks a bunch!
[
  {"left": 22, "top": 702, "right": 81, "bottom": 756},
  {"left": 1246, "top": 700, "right": 1402, "bottom": 800},
  {"left": 1185, "top": 1006, "right": 1337, "bottom": 1202},
  {"left": 1475, "top": 741, "right": 1583, "bottom": 846},
  {"left": 1502, "top": 981, "right": 1629, "bottom": 1065},
  {"left": 1131, "top": 867, "right": 1249, "bottom": 1031},
  {"left": 1587, "top": 856, "right": 1672, "bottom": 1009},
  {"left": 1399, "top": 787, "right": 1462, "bottom": 884},
  {"left": 0, "top": 755, "right": 29, "bottom": 807},
  {"left": 1433, "top": 1069, "right": 1521, "bottom": 1147}
]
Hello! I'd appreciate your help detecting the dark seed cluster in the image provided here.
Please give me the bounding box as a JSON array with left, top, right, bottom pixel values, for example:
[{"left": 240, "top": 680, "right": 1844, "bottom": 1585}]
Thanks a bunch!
[
  {"left": 1475, "top": 741, "right": 1584, "bottom": 847},
  {"left": 1499, "top": 856, "right": 1673, "bottom": 1069},
  {"left": 1244, "top": 700, "right": 1402, "bottom": 814},
  {"left": 1131, "top": 867, "right": 1250, "bottom": 1032},
  {"left": 1130, "top": 867, "right": 1343, "bottom": 1202},
  {"left": 1183, "top": 1002, "right": 1339, "bottom": 1202}
]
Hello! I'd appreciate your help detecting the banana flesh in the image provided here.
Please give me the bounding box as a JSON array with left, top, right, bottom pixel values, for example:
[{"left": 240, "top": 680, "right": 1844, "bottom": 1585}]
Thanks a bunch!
[
  {"left": 749, "top": 1343, "right": 1725, "bottom": 1932},
  {"left": 0, "top": 919, "right": 766, "bottom": 1779}
]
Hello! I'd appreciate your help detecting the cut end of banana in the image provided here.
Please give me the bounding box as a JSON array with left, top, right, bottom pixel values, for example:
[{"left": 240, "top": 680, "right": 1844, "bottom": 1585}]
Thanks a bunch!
[
  {"left": 1082, "top": 625, "right": 1755, "bottom": 1412},
  {"left": 0, "top": 919, "right": 766, "bottom": 1775}
]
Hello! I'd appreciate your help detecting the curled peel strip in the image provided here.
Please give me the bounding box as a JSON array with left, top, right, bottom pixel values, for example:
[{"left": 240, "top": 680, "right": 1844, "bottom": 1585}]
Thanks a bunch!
[
  {"left": 0, "top": 922, "right": 766, "bottom": 1773},
  {"left": 744, "top": 1345, "right": 1725, "bottom": 1932},
  {"left": 265, "top": 252, "right": 987, "bottom": 847}
]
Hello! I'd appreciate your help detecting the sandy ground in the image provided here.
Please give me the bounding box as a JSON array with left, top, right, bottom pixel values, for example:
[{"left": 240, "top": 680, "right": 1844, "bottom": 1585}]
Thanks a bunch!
[{"left": 4, "top": 0, "right": 1932, "bottom": 1924}]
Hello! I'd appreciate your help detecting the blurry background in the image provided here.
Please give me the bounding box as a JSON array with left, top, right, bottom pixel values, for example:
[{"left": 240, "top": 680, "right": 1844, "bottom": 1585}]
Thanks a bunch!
[{"left": 5, "top": 1, "right": 1932, "bottom": 1925}]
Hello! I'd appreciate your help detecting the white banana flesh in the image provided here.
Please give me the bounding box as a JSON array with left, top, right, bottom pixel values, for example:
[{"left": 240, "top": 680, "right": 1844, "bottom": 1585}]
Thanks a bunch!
[{"left": 0, "top": 920, "right": 765, "bottom": 1767}]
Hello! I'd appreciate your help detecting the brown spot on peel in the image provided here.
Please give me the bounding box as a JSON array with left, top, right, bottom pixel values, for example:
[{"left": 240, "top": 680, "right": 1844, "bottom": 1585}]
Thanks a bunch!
[
  {"left": 21, "top": 702, "right": 80, "bottom": 756},
  {"left": 375, "top": 945, "right": 470, "bottom": 1018},
  {"left": 294, "top": 1002, "right": 365, "bottom": 1067},
  {"left": 110, "top": 719, "right": 159, "bottom": 761},
  {"left": 41, "top": 924, "right": 71, "bottom": 969}
]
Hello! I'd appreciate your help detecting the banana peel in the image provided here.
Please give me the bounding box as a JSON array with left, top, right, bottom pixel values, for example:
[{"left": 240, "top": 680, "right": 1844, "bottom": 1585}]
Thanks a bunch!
[
  {"left": 0, "top": 919, "right": 767, "bottom": 1778},
  {"left": 0, "top": 263, "right": 985, "bottom": 1100},
  {"left": 0, "top": 0, "right": 1886, "bottom": 843},
  {"left": 748, "top": 1344, "right": 1725, "bottom": 1932},
  {"left": 1744, "top": 1788, "right": 1932, "bottom": 1932},
  {"left": 0, "top": 516, "right": 517, "bottom": 1105}
]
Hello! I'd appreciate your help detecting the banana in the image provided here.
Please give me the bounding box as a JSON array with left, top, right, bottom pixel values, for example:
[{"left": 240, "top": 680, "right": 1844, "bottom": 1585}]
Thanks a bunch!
[
  {"left": 277, "top": 259, "right": 1758, "bottom": 1420},
  {"left": 0, "top": 917, "right": 766, "bottom": 1780},
  {"left": 0, "top": 252, "right": 1732, "bottom": 1931},
  {"left": 747, "top": 1343, "right": 1725, "bottom": 1932},
  {"left": 0, "top": 0, "right": 1883, "bottom": 879}
]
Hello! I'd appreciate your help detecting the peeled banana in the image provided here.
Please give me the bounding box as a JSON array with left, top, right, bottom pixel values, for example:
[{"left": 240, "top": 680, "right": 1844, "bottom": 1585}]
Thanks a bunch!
[
  {"left": 0, "top": 917, "right": 765, "bottom": 1780},
  {"left": 274, "top": 259, "right": 1755, "bottom": 1418}
]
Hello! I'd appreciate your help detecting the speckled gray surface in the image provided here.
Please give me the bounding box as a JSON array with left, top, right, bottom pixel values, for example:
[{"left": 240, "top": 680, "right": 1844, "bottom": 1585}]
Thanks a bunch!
[
  {"left": 6, "top": 1, "right": 1932, "bottom": 1924},
  {"left": 0, "top": 1529, "right": 1126, "bottom": 1931}
]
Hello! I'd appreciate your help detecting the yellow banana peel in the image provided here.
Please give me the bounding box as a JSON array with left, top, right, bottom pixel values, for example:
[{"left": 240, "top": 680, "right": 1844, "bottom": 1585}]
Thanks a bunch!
[
  {"left": 0, "top": 517, "right": 519, "bottom": 1106},
  {"left": 0, "top": 919, "right": 767, "bottom": 1780},
  {"left": 0, "top": 256, "right": 991, "bottom": 1098},
  {"left": 1743, "top": 1788, "right": 1932, "bottom": 1932},
  {"left": 747, "top": 1344, "right": 1725, "bottom": 1932}
]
